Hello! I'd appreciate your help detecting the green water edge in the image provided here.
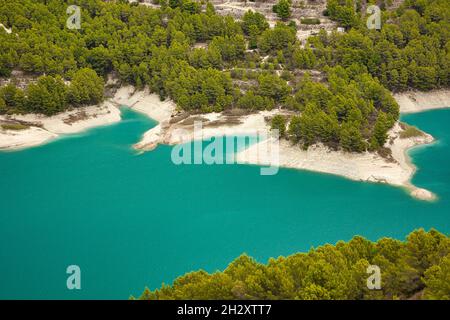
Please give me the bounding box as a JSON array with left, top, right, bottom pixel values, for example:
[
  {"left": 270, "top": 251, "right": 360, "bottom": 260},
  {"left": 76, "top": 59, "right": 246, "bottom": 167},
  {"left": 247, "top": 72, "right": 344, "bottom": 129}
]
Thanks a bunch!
[{"left": 0, "top": 107, "right": 448, "bottom": 299}]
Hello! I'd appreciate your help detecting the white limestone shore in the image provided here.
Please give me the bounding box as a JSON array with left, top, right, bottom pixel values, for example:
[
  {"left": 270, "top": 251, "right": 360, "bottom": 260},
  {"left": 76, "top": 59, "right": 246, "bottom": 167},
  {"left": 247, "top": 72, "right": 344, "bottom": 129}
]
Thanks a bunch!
[
  {"left": 1, "top": 86, "right": 448, "bottom": 201},
  {"left": 394, "top": 89, "right": 450, "bottom": 114},
  {"left": 123, "top": 87, "right": 449, "bottom": 201},
  {"left": 0, "top": 86, "right": 177, "bottom": 151},
  {"left": 236, "top": 123, "right": 435, "bottom": 200},
  {"left": 0, "top": 102, "right": 121, "bottom": 150},
  {"left": 136, "top": 108, "right": 436, "bottom": 200}
]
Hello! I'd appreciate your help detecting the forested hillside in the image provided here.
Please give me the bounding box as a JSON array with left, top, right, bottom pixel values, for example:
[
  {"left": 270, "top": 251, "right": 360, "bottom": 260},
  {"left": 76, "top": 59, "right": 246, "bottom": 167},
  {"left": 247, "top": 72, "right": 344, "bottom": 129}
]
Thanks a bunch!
[
  {"left": 323, "top": 0, "right": 449, "bottom": 91},
  {"left": 0, "top": 0, "right": 448, "bottom": 152},
  {"left": 138, "top": 229, "right": 450, "bottom": 300}
]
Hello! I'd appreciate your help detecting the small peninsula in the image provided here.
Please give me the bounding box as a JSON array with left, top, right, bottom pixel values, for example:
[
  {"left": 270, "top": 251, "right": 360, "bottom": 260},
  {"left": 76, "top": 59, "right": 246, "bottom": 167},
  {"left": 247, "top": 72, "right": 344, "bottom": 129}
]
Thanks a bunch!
[
  {"left": 1, "top": 0, "right": 449, "bottom": 201},
  {"left": 0, "top": 0, "right": 449, "bottom": 302}
]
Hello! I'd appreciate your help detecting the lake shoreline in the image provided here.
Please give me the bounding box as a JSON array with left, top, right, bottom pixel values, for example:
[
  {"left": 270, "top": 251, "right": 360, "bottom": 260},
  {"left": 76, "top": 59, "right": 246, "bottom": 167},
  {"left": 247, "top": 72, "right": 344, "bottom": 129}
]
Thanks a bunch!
[
  {"left": 394, "top": 89, "right": 450, "bottom": 114},
  {"left": 0, "top": 101, "right": 121, "bottom": 150},
  {"left": 1, "top": 86, "right": 449, "bottom": 200}
]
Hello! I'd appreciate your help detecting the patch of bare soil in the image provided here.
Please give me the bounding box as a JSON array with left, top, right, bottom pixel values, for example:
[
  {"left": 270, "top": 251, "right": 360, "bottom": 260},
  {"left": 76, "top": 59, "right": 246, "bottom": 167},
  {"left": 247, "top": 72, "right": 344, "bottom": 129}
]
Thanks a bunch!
[
  {"left": 206, "top": 116, "right": 243, "bottom": 127},
  {"left": 169, "top": 112, "right": 191, "bottom": 124},
  {"left": 1, "top": 117, "right": 42, "bottom": 128},
  {"left": 178, "top": 116, "right": 210, "bottom": 126},
  {"left": 63, "top": 110, "right": 91, "bottom": 125}
]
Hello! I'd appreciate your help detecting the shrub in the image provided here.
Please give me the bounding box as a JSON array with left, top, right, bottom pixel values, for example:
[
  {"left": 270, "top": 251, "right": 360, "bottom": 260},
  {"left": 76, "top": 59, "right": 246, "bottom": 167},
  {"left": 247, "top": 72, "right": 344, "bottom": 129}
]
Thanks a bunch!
[
  {"left": 400, "top": 124, "right": 424, "bottom": 139},
  {"left": 1, "top": 123, "right": 29, "bottom": 130},
  {"left": 301, "top": 18, "right": 321, "bottom": 25}
]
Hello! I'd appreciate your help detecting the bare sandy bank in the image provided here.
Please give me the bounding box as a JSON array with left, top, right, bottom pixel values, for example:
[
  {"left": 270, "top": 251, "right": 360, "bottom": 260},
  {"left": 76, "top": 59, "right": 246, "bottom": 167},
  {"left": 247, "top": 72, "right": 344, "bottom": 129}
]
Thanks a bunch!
[
  {"left": 0, "top": 85, "right": 175, "bottom": 151},
  {"left": 237, "top": 122, "right": 436, "bottom": 201},
  {"left": 0, "top": 126, "right": 57, "bottom": 150},
  {"left": 394, "top": 89, "right": 450, "bottom": 114},
  {"left": 112, "top": 86, "right": 282, "bottom": 152},
  {"left": 134, "top": 109, "right": 280, "bottom": 151},
  {"left": 123, "top": 88, "right": 437, "bottom": 201},
  {"left": 0, "top": 102, "right": 121, "bottom": 150},
  {"left": 0, "top": 85, "right": 445, "bottom": 201},
  {"left": 110, "top": 86, "right": 177, "bottom": 151},
  {"left": 111, "top": 86, "right": 176, "bottom": 123}
]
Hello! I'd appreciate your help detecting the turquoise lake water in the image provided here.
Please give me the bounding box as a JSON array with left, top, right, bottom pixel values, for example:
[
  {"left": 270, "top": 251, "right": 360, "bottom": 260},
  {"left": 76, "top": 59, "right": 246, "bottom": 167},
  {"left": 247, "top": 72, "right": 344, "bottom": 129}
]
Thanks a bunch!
[{"left": 0, "top": 108, "right": 449, "bottom": 299}]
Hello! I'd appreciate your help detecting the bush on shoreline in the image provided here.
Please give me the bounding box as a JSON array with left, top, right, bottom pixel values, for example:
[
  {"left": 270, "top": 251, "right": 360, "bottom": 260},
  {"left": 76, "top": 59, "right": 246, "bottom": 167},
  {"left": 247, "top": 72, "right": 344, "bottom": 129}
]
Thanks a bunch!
[
  {"left": 0, "top": 0, "right": 447, "bottom": 153},
  {"left": 1, "top": 122, "right": 28, "bottom": 130},
  {"left": 400, "top": 123, "right": 425, "bottom": 139},
  {"left": 0, "top": 68, "right": 104, "bottom": 116},
  {"left": 138, "top": 229, "right": 450, "bottom": 300}
]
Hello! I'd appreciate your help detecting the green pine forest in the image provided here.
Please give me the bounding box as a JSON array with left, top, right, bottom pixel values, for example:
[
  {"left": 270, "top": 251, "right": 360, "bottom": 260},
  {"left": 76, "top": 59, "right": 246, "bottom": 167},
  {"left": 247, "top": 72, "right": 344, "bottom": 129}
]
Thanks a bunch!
[
  {"left": 0, "top": 0, "right": 449, "bottom": 301},
  {"left": 137, "top": 229, "right": 450, "bottom": 300},
  {"left": 0, "top": 0, "right": 448, "bottom": 152}
]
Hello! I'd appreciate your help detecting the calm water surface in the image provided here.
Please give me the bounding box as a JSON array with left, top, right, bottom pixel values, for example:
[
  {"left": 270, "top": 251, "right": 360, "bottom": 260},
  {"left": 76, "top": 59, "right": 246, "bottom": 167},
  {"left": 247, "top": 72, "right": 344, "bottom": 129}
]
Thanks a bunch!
[{"left": 0, "top": 108, "right": 449, "bottom": 299}]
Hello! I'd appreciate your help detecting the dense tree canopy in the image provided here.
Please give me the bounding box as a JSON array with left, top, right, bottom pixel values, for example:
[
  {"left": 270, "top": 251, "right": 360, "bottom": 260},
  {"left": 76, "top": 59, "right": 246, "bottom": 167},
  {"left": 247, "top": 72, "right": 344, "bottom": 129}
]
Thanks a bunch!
[
  {"left": 67, "top": 68, "right": 104, "bottom": 106},
  {"left": 25, "top": 75, "right": 67, "bottom": 115},
  {"left": 0, "top": 0, "right": 248, "bottom": 114},
  {"left": 0, "top": 68, "right": 104, "bottom": 115},
  {"left": 138, "top": 229, "right": 450, "bottom": 300},
  {"left": 321, "top": 0, "right": 449, "bottom": 91},
  {"left": 285, "top": 68, "right": 398, "bottom": 151},
  {"left": 0, "top": 1, "right": 448, "bottom": 301},
  {"left": 0, "top": 0, "right": 448, "bottom": 152}
]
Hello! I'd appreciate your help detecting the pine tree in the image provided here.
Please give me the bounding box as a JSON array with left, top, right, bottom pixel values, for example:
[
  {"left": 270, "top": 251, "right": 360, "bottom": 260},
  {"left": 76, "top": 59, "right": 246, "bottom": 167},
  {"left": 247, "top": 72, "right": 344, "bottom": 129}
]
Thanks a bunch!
[
  {"left": 340, "top": 122, "right": 366, "bottom": 152},
  {"left": 371, "top": 111, "right": 390, "bottom": 150},
  {"left": 271, "top": 115, "right": 287, "bottom": 137},
  {"left": 273, "top": 0, "right": 292, "bottom": 21}
]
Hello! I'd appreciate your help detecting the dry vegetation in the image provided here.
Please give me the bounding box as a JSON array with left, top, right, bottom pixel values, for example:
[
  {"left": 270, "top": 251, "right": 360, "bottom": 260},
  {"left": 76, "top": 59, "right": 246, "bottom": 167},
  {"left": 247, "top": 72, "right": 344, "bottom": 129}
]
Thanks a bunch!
[
  {"left": 1, "top": 122, "right": 29, "bottom": 131},
  {"left": 399, "top": 122, "right": 425, "bottom": 139}
]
